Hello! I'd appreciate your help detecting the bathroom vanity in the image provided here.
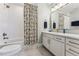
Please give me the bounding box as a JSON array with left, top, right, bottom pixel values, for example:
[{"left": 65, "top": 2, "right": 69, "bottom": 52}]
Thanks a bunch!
[{"left": 42, "top": 32, "right": 79, "bottom": 56}]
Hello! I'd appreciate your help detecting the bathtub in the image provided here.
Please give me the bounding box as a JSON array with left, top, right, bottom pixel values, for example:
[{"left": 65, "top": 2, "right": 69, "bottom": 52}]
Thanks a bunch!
[{"left": 0, "top": 40, "right": 24, "bottom": 56}]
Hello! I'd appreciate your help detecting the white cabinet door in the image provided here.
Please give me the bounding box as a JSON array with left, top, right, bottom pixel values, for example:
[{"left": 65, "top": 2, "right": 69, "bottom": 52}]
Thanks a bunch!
[
  {"left": 43, "top": 36, "right": 50, "bottom": 50},
  {"left": 50, "top": 36, "right": 55, "bottom": 54},
  {"left": 50, "top": 36, "right": 65, "bottom": 56},
  {"left": 53, "top": 40, "right": 64, "bottom": 56}
]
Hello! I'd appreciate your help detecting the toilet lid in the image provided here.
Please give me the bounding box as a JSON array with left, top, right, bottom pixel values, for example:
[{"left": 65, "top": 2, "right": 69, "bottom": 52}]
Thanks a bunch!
[{"left": 0, "top": 45, "right": 21, "bottom": 53}]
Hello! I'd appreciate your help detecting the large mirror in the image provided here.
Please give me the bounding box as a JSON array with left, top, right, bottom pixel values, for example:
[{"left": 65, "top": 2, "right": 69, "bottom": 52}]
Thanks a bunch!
[{"left": 50, "top": 3, "right": 79, "bottom": 34}]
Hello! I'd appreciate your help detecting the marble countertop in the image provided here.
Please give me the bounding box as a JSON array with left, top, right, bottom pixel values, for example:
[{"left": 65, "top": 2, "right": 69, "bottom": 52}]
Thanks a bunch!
[{"left": 42, "top": 31, "right": 79, "bottom": 40}]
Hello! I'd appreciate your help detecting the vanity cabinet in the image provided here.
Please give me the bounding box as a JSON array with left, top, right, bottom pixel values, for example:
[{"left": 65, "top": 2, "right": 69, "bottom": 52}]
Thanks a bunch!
[
  {"left": 42, "top": 32, "right": 79, "bottom": 56},
  {"left": 66, "top": 38, "right": 79, "bottom": 56},
  {"left": 42, "top": 33, "right": 65, "bottom": 56}
]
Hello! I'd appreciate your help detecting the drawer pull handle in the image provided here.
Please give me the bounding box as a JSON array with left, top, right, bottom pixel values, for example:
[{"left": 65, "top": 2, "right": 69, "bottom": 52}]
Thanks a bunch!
[
  {"left": 69, "top": 41, "right": 79, "bottom": 45},
  {"left": 69, "top": 48, "right": 79, "bottom": 54},
  {"left": 56, "top": 38, "right": 62, "bottom": 40}
]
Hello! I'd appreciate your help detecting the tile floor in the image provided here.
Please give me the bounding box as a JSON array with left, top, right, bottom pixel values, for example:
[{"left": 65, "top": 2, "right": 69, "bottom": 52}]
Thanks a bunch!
[{"left": 17, "top": 44, "right": 53, "bottom": 56}]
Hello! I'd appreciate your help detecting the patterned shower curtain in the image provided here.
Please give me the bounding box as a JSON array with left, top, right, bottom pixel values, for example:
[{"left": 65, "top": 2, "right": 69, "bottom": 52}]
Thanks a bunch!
[{"left": 24, "top": 3, "right": 38, "bottom": 45}]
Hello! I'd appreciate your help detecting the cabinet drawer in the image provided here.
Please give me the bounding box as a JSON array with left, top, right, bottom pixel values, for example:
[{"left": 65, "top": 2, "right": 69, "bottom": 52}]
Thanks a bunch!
[
  {"left": 55, "top": 36, "right": 65, "bottom": 43},
  {"left": 66, "top": 38, "right": 79, "bottom": 48},
  {"left": 66, "top": 45, "right": 79, "bottom": 56},
  {"left": 66, "top": 51, "right": 75, "bottom": 56},
  {"left": 43, "top": 33, "right": 54, "bottom": 39}
]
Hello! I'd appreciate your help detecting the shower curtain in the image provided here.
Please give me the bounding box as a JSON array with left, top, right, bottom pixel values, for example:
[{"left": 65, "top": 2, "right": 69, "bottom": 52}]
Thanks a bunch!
[{"left": 24, "top": 3, "right": 38, "bottom": 45}]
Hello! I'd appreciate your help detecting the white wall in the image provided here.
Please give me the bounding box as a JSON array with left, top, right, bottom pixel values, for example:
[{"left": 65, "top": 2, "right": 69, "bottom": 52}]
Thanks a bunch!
[
  {"left": 0, "top": 4, "right": 24, "bottom": 42},
  {"left": 38, "top": 3, "right": 50, "bottom": 42}
]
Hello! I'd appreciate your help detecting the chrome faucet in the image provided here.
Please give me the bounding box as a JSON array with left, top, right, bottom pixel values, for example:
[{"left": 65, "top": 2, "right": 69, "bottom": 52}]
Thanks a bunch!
[
  {"left": 3, "top": 32, "right": 8, "bottom": 40},
  {"left": 3, "top": 32, "right": 7, "bottom": 36}
]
